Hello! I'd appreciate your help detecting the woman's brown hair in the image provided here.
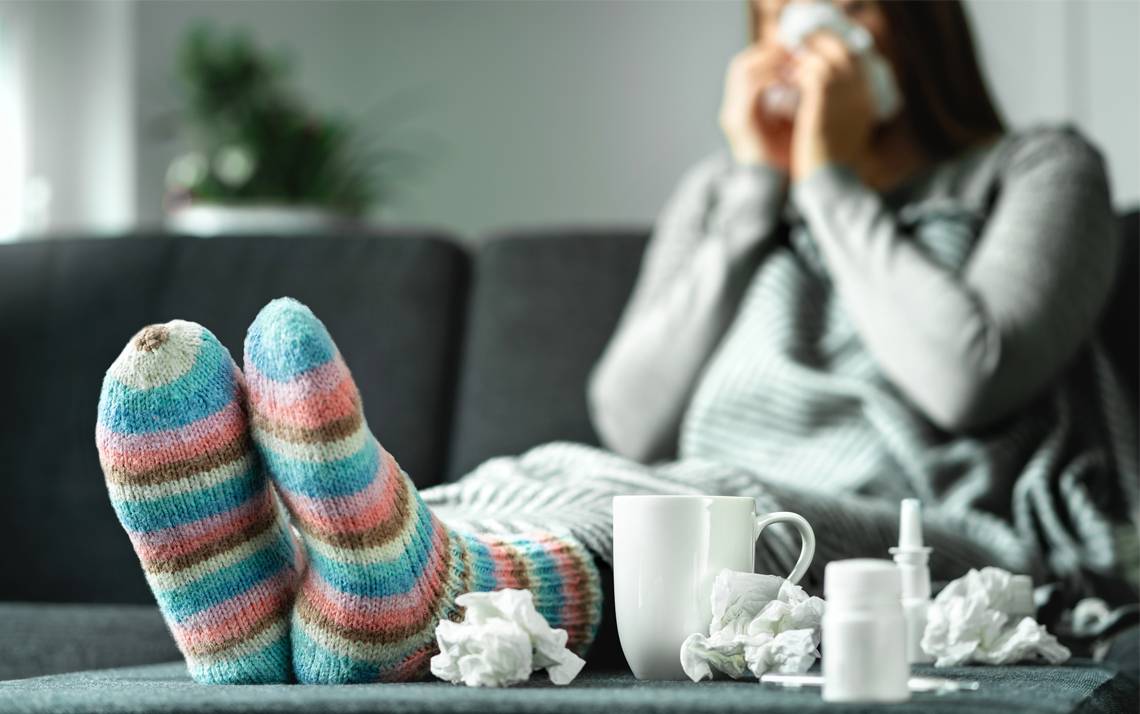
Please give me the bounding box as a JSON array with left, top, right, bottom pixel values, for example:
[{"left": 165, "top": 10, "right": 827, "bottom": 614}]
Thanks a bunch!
[{"left": 749, "top": 0, "right": 1006, "bottom": 159}]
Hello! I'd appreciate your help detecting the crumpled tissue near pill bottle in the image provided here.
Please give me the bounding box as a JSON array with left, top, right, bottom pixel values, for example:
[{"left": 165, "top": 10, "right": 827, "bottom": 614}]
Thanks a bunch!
[
  {"left": 430, "top": 589, "right": 586, "bottom": 687},
  {"left": 922, "top": 567, "right": 1071, "bottom": 667},
  {"left": 680, "top": 569, "right": 826, "bottom": 682}
]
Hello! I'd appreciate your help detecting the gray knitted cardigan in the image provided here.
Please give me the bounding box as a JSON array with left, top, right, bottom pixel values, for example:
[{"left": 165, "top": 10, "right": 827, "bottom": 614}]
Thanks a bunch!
[{"left": 424, "top": 125, "right": 1138, "bottom": 600}]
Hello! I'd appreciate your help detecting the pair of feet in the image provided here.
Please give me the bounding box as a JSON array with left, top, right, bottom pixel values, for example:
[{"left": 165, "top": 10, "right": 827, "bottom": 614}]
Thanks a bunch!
[{"left": 96, "top": 298, "right": 601, "bottom": 684}]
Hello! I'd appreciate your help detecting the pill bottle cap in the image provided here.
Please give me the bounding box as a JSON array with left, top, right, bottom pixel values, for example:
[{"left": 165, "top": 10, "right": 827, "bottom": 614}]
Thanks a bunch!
[{"left": 825, "top": 559, "right": 902, "bottom": 608}]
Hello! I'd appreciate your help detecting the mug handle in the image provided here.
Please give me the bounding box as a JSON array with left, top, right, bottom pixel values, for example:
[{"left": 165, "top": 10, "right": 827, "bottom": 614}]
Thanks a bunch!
[{"left": 753, "top": 512, "right": 815, "bottom": 585}]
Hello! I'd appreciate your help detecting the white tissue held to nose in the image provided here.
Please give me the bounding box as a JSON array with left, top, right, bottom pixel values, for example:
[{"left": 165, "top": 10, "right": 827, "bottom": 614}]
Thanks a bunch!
[
  {"left": 430, "top": 589, "right": 586, "bottom": 687},
  {"left": 921, "top": 567, "right": 1071, "bottom": 667},
  {"left": 764, "top": 0, "right": 903, "bottom": 121},
  {"left": 680, "top": 569, "right": 825, "bottom": 682}
]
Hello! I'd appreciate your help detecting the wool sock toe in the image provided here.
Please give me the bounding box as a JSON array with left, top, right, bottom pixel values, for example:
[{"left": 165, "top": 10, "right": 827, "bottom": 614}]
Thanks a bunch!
[
  {"left": 245, "top": 297, "right": 602, "bottom": 684},
  {"left": 96, "top": 321, "right": 299, "bottom": 684}
]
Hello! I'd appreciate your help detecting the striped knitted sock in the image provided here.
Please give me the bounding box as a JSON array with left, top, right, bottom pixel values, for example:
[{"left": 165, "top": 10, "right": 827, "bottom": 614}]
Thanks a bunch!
[
  {"left": 96, "top": 321, "right": 299, "bottom": 684},
  {"left": 244, "top": 297, "right": 602, "bottom": 684}
]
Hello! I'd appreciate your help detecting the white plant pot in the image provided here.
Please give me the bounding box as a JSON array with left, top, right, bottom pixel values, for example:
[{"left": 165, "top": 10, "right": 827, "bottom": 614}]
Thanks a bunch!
[{"left": 165, "top": 204, "right": 359, "bottom": 237}]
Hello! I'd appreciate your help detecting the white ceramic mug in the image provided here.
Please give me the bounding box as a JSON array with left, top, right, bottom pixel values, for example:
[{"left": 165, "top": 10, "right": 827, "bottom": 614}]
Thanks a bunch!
[{"left": 612, "top": 495, "right": 816, "bottom": 680}]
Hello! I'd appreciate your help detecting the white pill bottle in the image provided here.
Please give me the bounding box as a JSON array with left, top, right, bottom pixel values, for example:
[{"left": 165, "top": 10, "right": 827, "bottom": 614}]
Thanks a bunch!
[{"left": 822, "top": 559, "right": 910, "bottom": 703}]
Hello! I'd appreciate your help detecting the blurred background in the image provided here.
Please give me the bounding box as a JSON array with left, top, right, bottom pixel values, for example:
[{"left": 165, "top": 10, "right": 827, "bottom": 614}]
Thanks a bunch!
[{"left": 0, "top": 0, "right": 1136, "bottom": 242}]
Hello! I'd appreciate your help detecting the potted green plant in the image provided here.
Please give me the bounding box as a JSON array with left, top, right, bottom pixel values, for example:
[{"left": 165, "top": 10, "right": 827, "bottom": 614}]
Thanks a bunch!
[{"left": 164, "top": 25, "right": 398, "bottom": 236}]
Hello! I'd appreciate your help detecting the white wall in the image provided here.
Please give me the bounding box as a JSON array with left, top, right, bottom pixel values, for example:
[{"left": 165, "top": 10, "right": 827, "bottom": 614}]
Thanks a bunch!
[
  {"left": 0, "top": 0, "right": 135, "bottom": 239},
  {"left": 965, "top": 0, "right": 1139, "bottom": 210}
]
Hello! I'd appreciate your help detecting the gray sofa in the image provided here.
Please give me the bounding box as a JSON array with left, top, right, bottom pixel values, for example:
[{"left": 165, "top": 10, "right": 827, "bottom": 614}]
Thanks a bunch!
[{"left": 0, "top": 219, "right": 1136, "bottom": 713}]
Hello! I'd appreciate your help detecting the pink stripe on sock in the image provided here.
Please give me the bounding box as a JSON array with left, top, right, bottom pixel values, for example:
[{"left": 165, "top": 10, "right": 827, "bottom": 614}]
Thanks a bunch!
[
  {"left": 130, "top": 493, "right": 270, "bottom": 559},
  {"left": 487, "top": 541, "right": 528, "bottom": 590},
  {"left": 250, "top": 376, "right": 358, "bottom": 430},
  {"left": 96, "top": 400, "right": 245, "bottom": 471},
  {"left": 246, "top": 354, "right": 350, "bottom": 403}
]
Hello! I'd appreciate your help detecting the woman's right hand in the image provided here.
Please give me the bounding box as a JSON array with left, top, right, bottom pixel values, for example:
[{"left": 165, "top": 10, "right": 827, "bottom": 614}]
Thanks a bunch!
[{"left": 719, "top": 44, "right": 793, "bottom": 171}]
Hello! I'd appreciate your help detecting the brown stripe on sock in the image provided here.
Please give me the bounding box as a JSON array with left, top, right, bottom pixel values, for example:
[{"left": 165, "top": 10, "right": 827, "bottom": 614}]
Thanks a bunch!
[
  {"left": 143, "top": 498, "right": 279, "bottom": 574},
  {"left": 250, "top": 410, "right": 363, "bottom": 446},
  {"left": 293, "top": 473, "right": 415, "bottom": 551},
  {"left": 500, "top": 540, "right": 532, "bottom": 590},
  {"left": 552, "top": 536, "right": 598, "bottom": 655},
  {"left": 105, "top": 432, "right": 250, "bottom": 486},
  {"left": 458, "top": 537, "right": 475, "bottom": 604},
  {"left": 296, "top": 526, "right": 457, "bottom": 644}
]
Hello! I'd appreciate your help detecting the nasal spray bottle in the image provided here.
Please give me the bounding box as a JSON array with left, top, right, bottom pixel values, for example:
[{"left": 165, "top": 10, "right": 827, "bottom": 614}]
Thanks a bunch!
[{"left": 889, "top": 499, "right": 934, "bottom": 664}]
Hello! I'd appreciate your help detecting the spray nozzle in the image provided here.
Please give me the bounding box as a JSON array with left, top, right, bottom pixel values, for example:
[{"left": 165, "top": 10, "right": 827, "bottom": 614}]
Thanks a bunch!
[{"left": 894, "top": 499, "right": 930, "bottom": 553}]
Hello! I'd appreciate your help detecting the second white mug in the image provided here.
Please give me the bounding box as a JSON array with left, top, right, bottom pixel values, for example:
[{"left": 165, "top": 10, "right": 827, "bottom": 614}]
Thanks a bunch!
[{"left": 612, "top": 495, "right": 815, "bottom": 680}]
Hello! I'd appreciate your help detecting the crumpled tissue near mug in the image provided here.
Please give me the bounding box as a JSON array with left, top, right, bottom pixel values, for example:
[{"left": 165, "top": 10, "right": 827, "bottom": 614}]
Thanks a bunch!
[
  {"left": 680, "top": 569, "right": 826, "bottom": 682},
  {"left": 922, "top": 567, "right": 1071, "bottom": 666},
  {"left": 431, "top": 589, "right": 586, "bottom": 687}
]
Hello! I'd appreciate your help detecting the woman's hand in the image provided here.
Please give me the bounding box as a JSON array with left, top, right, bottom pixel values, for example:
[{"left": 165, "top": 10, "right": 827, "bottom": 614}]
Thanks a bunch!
[
  {"left": 719, "top": 44, "right": 793, "bottom": 170},
  {"left": 791, "top": 32, "right": 875, "bottom": 180}
]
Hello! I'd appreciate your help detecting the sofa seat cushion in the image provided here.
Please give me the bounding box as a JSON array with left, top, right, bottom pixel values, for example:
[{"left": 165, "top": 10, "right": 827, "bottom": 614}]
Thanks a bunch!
[
  {"left": 0, "top": 603, "right": 179, "bottom": 681},
  {"left": 1, "top": 660, "right": 1134, "bottom": 713}
]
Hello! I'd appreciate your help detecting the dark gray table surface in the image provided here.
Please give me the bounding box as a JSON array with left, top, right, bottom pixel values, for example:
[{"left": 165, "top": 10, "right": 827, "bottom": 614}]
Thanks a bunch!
[{"left": 0, "top": 659, "right": 1135, "bottom": 714}]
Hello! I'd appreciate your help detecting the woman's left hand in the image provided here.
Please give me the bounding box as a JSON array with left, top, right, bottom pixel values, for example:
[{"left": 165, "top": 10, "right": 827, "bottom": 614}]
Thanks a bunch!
[{"left": 790, "top": 32, "right": 876, "bottom": 181}]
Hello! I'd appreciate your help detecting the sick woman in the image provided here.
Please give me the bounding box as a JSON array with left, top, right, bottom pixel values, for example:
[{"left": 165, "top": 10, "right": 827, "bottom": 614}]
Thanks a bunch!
[{"left": 95, "top": 0, "right": 1135, "bottom": 684}]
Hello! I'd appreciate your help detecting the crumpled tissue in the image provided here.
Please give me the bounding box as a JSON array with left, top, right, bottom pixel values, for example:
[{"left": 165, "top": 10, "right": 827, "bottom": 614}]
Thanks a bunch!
[
  {"left": 680, "top": 569, "right": 826, "bottom": 682},
  {"left": 430, "top": 589, "right": 585, "bottom": 687},
  {"left": 922, "top": 567, "right": 1071, "bottom": 667}
]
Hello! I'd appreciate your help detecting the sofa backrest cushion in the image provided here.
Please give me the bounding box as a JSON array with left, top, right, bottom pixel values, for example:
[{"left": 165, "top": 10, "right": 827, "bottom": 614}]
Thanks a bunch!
[
  {"left": 1105, "top": 211, "right": 1138, "bottom": 400},
  {"left": 0, "top": 232, "right": 467, "bottom": 603},
  {"left": 445, "top": 229, "right": 647, "bottom": 481}
]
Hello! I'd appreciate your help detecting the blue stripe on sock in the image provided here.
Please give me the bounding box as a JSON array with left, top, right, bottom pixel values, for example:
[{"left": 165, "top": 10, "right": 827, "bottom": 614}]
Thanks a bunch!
[
  {"left": 462, "top": 535, "right": 500, "bottom": 593},
  {"left": 245, "top": 299, "right": 336, "bottom": 381},
  {"left": 262, "top": 438, "right": 378, "bottom": 498},
  {"left": 192, "top": 632, "right": 292, "bottom": 684},
  {"left": 520, "top": 541, "right": 565, "bottom": 626},
  {"left": 160, "top": 541, "right": 292, "bottom": 622},
  {"left": 115, "top": 466, "right": 262, "bottom": 533},
  {"left": 98, "top": 336, "right": 235, "bottom": 434},
  {"left": 293, "top": 618, "right": 438, "bottom": 683},
  {"left": 292, "top": 626, "right": 385, "bottom": 683}
]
